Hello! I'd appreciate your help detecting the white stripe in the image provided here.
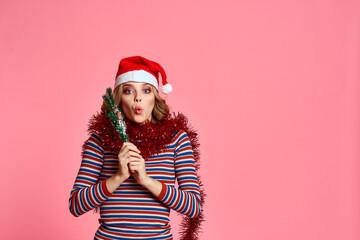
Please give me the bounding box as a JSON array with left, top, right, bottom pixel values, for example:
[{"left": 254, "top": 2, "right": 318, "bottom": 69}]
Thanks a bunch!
[{"left": 115, "top": 70, "right": 158, "bottom": 89}]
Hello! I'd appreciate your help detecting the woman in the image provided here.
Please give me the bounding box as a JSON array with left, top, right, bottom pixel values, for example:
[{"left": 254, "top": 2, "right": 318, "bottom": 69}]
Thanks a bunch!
[{"left": 69, "top": 56, "right": 205, "bottom": 240}]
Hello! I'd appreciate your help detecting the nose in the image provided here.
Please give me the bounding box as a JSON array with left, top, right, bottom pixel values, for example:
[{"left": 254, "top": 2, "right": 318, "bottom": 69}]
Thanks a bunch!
[{"left": 134, "top": 92, "right": 142, "bottom": 102}]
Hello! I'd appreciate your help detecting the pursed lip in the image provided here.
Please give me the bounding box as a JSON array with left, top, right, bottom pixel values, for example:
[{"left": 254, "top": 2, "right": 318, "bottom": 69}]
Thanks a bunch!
[{"left": 134, "top": 106, "right": 143, "bottom": 114}]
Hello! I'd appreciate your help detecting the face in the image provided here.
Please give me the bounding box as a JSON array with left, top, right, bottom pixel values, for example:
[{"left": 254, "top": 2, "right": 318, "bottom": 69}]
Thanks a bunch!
[{"left": 120, "top": 81, "right": 156, "bottom": 124}]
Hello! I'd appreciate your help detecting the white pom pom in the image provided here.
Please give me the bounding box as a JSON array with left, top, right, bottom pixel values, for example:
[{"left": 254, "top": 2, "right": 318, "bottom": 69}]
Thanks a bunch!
[{"left": 161, "top": 83, "right": 173, "bottom": 94}]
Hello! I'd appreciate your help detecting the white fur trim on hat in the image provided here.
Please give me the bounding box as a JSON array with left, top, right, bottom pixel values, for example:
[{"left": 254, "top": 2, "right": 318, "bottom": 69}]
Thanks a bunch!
[{"left": 114, "top": 70, "right": 159, "bottom": 89}]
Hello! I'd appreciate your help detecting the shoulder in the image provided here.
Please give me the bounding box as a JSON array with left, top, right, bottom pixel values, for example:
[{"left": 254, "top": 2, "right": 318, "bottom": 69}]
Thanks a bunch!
[
  {"left": 171, "top": 129, "right": 192, "bottom": 149},
  {"left": 172, "top": 129, "right": 189, "bottom": 141},
  {"left": 88, "top": 133, "right": 103, "bottom": 145},
  {"left": 167, "top": 112, "right": 199, "bottom": 142},
  {"left": 83, "top": 133, "right": 104, "bottom": 153}
]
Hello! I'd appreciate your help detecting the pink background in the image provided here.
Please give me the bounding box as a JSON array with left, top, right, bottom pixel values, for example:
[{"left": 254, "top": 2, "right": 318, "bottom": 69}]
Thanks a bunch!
[{"left": 1, "top": 0, "right": 359, "bottom": 239}]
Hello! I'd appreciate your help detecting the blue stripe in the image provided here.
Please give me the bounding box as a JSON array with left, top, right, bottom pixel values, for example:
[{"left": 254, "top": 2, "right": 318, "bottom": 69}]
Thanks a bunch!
[
  {"left": 101, "top": 215, "right": 169, "bottom": 221},
  {"left": 176, "top": 168, "right": 196, "bottom": 174},
  {"left": 149, "top": 153, "right": 174, "bottom": 159},
  {"left": 166, "top": 142, "right": 177, "bottom": 149},
  {"left": 101, "top": 206, "right": 169, "bottom": 213},
  {"left": 81, "top": 159, "right": 103, "bottom": 168},
  {"left": 69, "top": 197, "right": 76, "bottom": 216},
  {"left": 176, "top": 132, "right": 188, "bottom": 143},
  {"left": 71, "top": 196, "right": 81, "bottom": 216},
  {"left": 103, "top": 160, "right": 118, "bottom": 163},
  {"left": 146, "top": 168, "right": 174, "bottom": 172},
  {"left": 162, "top": 185, "right": 170, "bottom": 202},
  {"left": 81, "top": 168, "right": 100, "bottom": 175},
  {"left": 175, "top": 142, "right": 192, "bottom": 152},
  {"left": 173, "top": 190, "right": 184, "bottom": 211},
  {"left": 189, "top": 194, "right": 196, "bottom": 217},
  {"left": 83, "top": 150, "right": 103, "bottom": 159},
  {"left": 168, "top": 188, "right": 177, "bottom": 207},
  {"left": 174, "top": 132, "right": 190, "bottom": 153},
  {"left": 84, "top": 187, "right": 96, "bottom": 209},
  {"left": 113, "top": 191, "right": 153, "bottom": 195},
  {"left": 196, "top": 200, "right": 201, "bottom": 216},
  {"left": 104, "top": 152, "right": 117, "bottom": 156},
  {"left": 92, "top": 183, "right": 101, "bottom": 205},
  {"left": 73, "top": 183, "right": 88, "bottom": 189},
  {"left": 98, "top": 183, "right": 107, "bottom": 199},
  {"left": 151, "top": 176, "right": 175, "bottom": 181},
  {"left": 101, "top": 226, "right": 170, "bottom": 235},
  {"left": 183, "top": 190, "right": 201, "bottom": 198},
  {"left": 102, "top": 166, "right": 118, "bottom": 170},
  {"left": 104, "top": 198, "right": 159, "bottom": 203},
  {"left": 175, "top": 160, "right": 195, "bottom": 165},
  {"left": 178, "top": 176, "right": 198, "bottom": 181},
  {"left": 96, "top": 228, "right": 172, "bottom": 239},
  {"left": 115, "top": 186, "right": 143, "bottom": 190},
  {"left": 78, "top": 189, "right": 87, "bottom": 212},
  {"left": 175, "top": 151, "right": 194, "bottom": 158},
  {"left": 145, "top": 161, "right": 173, "bottom": 166},
  {"left": 90, "top": 133, "right": 102, "bottom": 143},
  {"left": 180, "top": 192, "right": 190, "bottom": 215},
  {"left": 86, "top": 141, "right": 104, "bottom": 154},
  {"left": 76, "top": 176, "right": 95, "bottom": 182},
  {"left": 99, "top": 174, "right": 111, "bottom": 179},
  {"left": 178, "top": 184, "right": 199, "bottom": 189},
  {"left": 118, "top": 183, "right": 140, "bottom": 187}
]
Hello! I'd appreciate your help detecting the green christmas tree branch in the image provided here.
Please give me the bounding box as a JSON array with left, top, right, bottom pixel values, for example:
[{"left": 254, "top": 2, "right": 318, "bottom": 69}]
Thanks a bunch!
[{"left": 102, "top": 87, "right": 129, "bottom": 142}]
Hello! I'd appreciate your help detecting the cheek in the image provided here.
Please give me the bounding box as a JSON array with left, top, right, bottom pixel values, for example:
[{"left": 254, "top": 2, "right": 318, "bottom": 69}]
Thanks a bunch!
[
  {"left": 146, "top": 96, "right": 155, "bottom": 109},
  {"left": 120, "top": 97, "right": 131, "bottom": 112}
]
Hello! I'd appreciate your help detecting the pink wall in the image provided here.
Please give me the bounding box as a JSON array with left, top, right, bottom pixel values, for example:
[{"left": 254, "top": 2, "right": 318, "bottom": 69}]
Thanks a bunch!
[{"left": 1, "top": 0, "right": 359, "bottom": 239}]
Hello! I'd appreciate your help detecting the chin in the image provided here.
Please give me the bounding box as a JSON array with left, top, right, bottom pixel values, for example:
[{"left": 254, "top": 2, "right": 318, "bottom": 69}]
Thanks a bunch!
[{"left": 131, "top": 115, "right": 151, "bottom": 124}]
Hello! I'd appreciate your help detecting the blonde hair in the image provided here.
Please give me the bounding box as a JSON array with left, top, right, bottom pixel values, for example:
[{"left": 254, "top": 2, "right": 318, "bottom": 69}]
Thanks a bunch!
[{"left": 101, "top": 84, "right": 170, "bottom": 122}]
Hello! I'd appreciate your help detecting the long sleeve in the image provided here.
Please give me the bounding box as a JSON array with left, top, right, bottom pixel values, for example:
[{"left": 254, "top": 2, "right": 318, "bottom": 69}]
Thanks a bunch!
[
  {"left": 156, "top": 130, "right": 202, "bottom": 218},
  {"left": 69, "top": 133, "right": 112, "bottom": 217}
]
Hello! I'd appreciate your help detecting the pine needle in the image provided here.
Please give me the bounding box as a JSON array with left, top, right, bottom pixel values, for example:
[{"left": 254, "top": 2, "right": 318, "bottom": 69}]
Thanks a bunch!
[{"left": 102, "top": 87, "right": 129, "bottom": 142}]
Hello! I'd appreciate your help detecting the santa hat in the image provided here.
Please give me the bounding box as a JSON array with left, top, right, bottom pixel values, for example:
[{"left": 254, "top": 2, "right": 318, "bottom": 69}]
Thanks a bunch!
[{"left": 114, "top": 56, "right": 172, "bottom": 94}]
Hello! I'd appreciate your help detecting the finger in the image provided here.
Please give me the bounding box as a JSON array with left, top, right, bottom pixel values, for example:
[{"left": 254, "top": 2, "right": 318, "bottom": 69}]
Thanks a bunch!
[
  {"left": 128, "top": 163, "right": 139, "bottom": 173},
  {"left": 120, "top": 151, "right": 142, "bottom": 159},
  {"left": 122, "top": 157, "right": 140, "bottom": 166},
  {"left": 129, "top": 161, "right": 140, "bottom": 167},
  {"left": 121, "top": 142, "right": 138, "bottom": 150},
  {"left": 126, "top": 142, "right": 141, "bottom": 151},
  {"left": 127, "top": 151, "right": 142, "bottom": 158},
  {"left": 127, "top": 150, "right": 141, "bottom": 157},
  {"left": 119, "top": 148, "right": 140, "bottom": 159},
  {"left": 128, "top": 158, "right": 141, "bottom": 163},
  {"left": 120, "top": 153, "right": 142, "bottom": 163},
  {"left": 122, "top": 142, "right": 141, "bottom": 153},
  {"left": 119, "top": 150, "right": 141, "bottom": 159}
]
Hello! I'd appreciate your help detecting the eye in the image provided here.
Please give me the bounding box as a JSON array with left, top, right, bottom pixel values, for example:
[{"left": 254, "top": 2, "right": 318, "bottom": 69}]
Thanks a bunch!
[
  {"left": 123, "top": 88, "right": 133, "bottom": 94},
  {"left": 143, "top": 87, "right": 151, "bottom": 94}
]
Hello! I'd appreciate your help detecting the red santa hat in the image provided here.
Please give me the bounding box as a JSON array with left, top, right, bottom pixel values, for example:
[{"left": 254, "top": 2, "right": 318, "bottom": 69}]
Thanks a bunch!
[{"left": 114, "top": 56, "right": 172, "bottom": 94}]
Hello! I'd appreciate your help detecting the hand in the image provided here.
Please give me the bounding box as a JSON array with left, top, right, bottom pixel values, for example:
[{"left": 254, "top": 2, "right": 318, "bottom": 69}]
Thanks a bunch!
[
  {"left": 116, "top": 142, "right": 141, "bottom": 179},
  {"left": 128, "top": 148, "right": 150, "bottom": 186}
]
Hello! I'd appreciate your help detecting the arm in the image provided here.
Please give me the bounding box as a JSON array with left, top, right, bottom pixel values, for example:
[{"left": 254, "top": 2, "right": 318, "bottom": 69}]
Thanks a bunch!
[
  {"left": 154, "top": 130, "right": 202, "bottom": 218},
  {"left": 69, "top": 133, "right": 113, "bottom": 217}
]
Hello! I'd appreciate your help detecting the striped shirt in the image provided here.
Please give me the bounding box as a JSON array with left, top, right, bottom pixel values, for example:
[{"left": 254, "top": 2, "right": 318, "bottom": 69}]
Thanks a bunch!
[{"left": 69, "top": 130, "right": 201, "bottom": 240}]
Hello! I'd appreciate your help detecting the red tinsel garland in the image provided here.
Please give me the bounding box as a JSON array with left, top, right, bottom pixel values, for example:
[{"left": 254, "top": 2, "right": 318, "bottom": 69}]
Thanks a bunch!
[{"left": 82, "top": 110, "right": 206, "bottom": 240}]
